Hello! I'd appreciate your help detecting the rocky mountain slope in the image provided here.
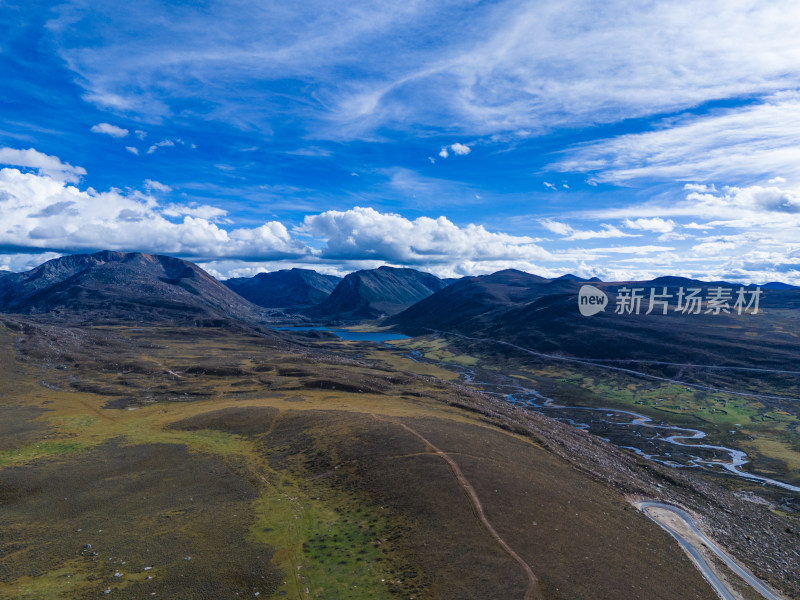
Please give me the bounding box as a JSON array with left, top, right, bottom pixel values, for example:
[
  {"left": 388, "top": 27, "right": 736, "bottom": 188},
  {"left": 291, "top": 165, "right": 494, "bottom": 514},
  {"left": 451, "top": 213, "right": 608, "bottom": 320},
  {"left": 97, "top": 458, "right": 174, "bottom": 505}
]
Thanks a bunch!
[
  {"left": 0, "top": 251, "right": 271, "bottom": 324},
  {"left": 304, "top": 265, "right": 451, "bottom": 320},
  {"left": 389, "top": 271, "right": 800, "bottom": 369},
  {"left": 224, "top": 268, "right": 341, "bottom": 308}
]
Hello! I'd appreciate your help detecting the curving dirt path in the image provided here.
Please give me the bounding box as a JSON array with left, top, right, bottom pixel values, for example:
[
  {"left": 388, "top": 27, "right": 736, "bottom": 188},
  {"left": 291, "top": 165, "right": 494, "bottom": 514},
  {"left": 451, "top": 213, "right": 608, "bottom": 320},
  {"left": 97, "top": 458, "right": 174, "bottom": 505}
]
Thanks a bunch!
[{"left": 396, "top": 421, "right": 544, "bottom": 600}]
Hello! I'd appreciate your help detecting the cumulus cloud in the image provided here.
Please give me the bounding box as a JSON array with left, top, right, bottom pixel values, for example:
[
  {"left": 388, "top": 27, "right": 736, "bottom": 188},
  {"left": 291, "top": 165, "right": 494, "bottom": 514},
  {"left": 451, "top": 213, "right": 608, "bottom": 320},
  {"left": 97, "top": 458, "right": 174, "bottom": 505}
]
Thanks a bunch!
[
  {"left": 0, "top": 147, "right": 86, "bottom": 184},
  {"left": 437, "top": 143, "right": 471, "bottom": 159},
  {"left": 0, "top": 154, "right": 556, "bottom": 274},
  {"left": 0, "top": 252, "right": 63, "bottom": 272},
  {"left": 539, "top": 219, "right": 572, "bottom": 236},
  {"left": 546, "top": 182, "right": 800, "bottom": 284},
  {"left": 125, "top": 146, "right": 139, "bottom": 155},
  {"left": 0, "top": 167, "right": 305, "bottom": 260},
  {"left": 301, "top": 206, "right": 550, "bottom": 266},
  {"left": 90, "top": 122, "right": 129, "bottom": 138},
  {"left": 161, "top": 203, "right": 229, "bottom": 222}
]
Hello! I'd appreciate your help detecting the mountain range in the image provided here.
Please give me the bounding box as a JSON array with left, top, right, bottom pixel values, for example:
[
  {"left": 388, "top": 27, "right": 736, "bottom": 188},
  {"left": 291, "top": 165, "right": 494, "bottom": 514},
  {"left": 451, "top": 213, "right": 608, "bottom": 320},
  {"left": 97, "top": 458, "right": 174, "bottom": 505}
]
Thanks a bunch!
[
  {"left": 2, "top": 250, "right": 799, "bottom": 599},
  {"left": 224, "top": 268, "right": 341, "bottom": 308},
  {"left": 1, "top": 252, "right": 799, "bottom": 369},
  {"left": 301, "top": 265, "right": 452, "bottom": 320},
  {"left": 0, "top": 251, "right": 268, "bottom": 324},
  {"left": 387, "top": 269, "right": 800, "bottom": 368}
]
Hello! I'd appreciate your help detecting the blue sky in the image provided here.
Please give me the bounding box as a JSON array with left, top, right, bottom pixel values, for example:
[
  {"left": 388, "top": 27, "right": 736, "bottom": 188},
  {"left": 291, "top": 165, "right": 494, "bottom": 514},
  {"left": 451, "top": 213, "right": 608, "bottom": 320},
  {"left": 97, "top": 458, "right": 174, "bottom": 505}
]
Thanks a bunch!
[{"left": 2, "top": 0, "right": 800, "bottom": 282}]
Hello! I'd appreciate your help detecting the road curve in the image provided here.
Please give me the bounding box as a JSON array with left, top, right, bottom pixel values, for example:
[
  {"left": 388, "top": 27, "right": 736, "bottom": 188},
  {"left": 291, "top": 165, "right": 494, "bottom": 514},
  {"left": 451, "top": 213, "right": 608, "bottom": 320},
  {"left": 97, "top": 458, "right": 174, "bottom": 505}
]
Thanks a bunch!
[{"left": 638, "top": 501, "right": 785, "bottom": 600}]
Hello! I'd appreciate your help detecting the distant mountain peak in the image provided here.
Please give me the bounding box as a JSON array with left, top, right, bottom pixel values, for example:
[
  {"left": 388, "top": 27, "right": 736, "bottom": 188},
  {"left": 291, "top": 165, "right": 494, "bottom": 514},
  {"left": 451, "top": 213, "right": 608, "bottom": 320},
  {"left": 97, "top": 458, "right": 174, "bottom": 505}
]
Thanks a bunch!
[
  {"left": 304, "top": 265, "right": 449, "bottom": 320},
  {"left": 0, "top": 251, "right": 267, "bottom": 324},
  {"left": 224, "top": 268, "right": 340, "bottom": 308}
]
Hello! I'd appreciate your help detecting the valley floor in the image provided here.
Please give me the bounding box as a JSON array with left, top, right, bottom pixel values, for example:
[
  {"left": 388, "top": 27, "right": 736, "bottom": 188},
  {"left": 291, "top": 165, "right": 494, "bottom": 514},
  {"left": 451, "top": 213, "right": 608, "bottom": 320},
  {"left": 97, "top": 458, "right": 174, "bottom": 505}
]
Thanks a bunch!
[{"left": 0, "top": 319, "right": 796, "bottom": 599}]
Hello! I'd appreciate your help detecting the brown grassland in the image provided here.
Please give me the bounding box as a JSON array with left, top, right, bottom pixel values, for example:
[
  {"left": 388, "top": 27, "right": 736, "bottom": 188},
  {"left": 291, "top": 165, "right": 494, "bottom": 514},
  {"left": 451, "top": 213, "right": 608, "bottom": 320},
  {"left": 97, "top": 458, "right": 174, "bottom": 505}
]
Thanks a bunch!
[{"left": 0, "top": 319, "right": 793, "bottom": 599}]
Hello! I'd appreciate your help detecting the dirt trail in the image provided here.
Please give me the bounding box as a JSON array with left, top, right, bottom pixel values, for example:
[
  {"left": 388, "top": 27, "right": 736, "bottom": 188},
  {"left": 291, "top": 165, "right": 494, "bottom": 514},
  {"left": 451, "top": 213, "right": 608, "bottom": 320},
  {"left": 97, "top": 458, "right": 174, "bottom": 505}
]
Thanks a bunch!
[{"left": 396, "top": 421, "right": 544, "bottom": 600}]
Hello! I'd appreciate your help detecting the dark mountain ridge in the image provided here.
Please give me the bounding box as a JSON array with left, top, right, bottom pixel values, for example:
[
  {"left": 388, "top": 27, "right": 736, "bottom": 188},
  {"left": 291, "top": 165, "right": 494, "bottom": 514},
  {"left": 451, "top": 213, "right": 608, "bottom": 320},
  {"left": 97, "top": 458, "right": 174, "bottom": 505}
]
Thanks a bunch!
[
  {"left": 0, "top": 251, "right": 271, "bottom": 324},
  {"left": 385, "top": 268, "right": 552, "bottom": 331},
  {"left": 390, "top": 270, "right": 800, "bottom": 368},
  {"left": 304, "top": 265, "right": 451, "bottom": 320},
  {"left": 224, "top": 268, "right": 341, "bottom": 308}
]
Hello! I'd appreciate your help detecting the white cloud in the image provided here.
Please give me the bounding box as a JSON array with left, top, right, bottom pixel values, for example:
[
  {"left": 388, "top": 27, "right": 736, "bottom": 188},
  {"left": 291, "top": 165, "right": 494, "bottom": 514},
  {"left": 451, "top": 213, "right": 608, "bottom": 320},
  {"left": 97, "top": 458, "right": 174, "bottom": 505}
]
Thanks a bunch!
[
  {"left": 134, "top": 130, "right": 147, "bottom": 140},
  {"left": 657, "top": 232, "right": 687, "bottom": 241},
  {"left": 584, "top": 183, "right": 800, "bottom": 225},
  {"left": 543, "top": 181, "right": 556, "bottom": 190},
  {"left": 162, "top": 203, "right": 229, "bottom": 222},
  {"left": 90, "top": 122, "right": 129, "bottom": 138},
  {"left": 539, "top": 219, "right": 572, "bottom": 236},
  {"left": 38, "top": 0, "right": 800, "bottom": 150},
  {"left": 326, "top": 1, "right": 800, "bottom": 139},
  {"left": 623, "top": 217, "right": 675, "bottom": 233},
  {"left": 301, "top": 206, "right": 550, "bottom": 266},
  {"left": 285, "top": 146, "right": 332, "bottom": 157},
  {"left": 684, "top": 183, "right": 716, "bottom": 193},
  {"left": 585, "top": 245, "right": 675, "bottom": 254},
  {"left": 540, "top": 221, "right": 639, "bottom": 241},
  {"left": 0, "top": 147, "right": 86, "bottom": 184},
  {"left": 0, "top": 252, "right": 63, "bottom": 272},
  {"left": 552, "top": 94, "right": 800, "bottom": 185},
  {"left": 125, "top": 146, "right": 139, "bottom": 155},
  {"left": 691, "top": 240, "right": 739, "bottom": 256},
  {"left": 144, "top": 179, "right": 171, "bottom": 193},
  {"left": 566, "top": 225, "right": 639, "bottom": 241},
  {"left": 146, "top": 139, "right": 176, "bottom": 154},
  {"left": 684, "top": 222, "right": 711, "bottom": 230},
  {"left": 0, "top": 167, "right": 305, "bottom": 259},
  {"left": 437, "top": 143, "right": 472, "bottom": 160},
  {"left": 544, "top": 182, "right": 800, "bottom": 284}
]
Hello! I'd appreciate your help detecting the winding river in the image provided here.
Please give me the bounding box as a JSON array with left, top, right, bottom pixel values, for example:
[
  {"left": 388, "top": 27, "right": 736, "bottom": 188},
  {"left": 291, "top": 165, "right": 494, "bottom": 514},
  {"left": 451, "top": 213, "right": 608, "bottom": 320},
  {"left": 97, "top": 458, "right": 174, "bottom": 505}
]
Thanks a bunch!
[{"left": 422, "top": 352, "right": 800, "bottom": 493}]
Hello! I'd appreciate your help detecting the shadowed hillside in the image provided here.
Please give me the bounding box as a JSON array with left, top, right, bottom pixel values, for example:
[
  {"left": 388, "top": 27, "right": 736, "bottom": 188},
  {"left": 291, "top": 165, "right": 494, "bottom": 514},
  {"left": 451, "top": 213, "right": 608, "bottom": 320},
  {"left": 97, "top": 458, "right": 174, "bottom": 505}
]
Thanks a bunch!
[
  {"left": 224, "top": 268, "right": 341, "bottom": 308},
  {"left": 304, "top": 265, "right": 451, "bottom": 320},
  {"left": 389, "top": 270, "right": 800, "bottom": 369},
  {"left": 0, "top": 251, "right": 274, "bottom": 325}
]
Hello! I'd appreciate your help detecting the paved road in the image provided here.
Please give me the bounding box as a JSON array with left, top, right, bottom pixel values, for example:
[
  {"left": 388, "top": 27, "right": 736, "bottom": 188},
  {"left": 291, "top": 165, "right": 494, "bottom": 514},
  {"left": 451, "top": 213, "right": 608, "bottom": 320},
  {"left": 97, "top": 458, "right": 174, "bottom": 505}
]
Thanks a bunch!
[{"left": 639, "top": 502, "right": 785, "bottom": 600}]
